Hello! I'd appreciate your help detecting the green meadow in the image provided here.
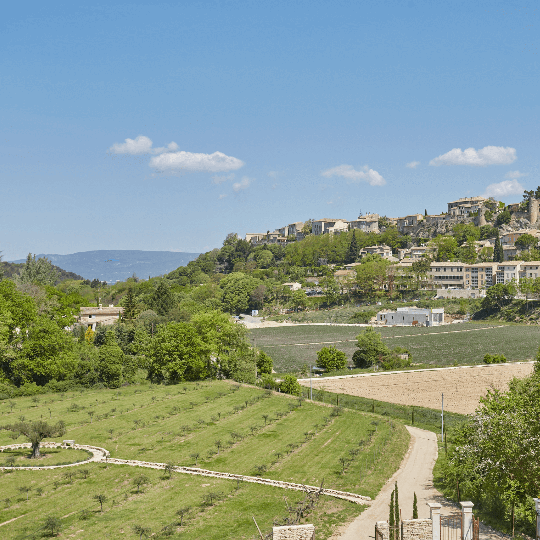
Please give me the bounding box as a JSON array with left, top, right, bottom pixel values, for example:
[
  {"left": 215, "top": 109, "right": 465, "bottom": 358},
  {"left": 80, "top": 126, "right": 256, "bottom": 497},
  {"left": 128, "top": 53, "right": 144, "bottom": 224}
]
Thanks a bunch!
[{"left": 0, "top": 381, "right": 409, "bottom": 539}]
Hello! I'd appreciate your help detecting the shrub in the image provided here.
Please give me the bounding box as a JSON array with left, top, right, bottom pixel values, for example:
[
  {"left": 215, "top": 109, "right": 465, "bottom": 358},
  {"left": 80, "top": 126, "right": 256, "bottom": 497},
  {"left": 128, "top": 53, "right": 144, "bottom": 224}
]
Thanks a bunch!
[
  {"left": 316, "top": 346, "right": 347, "bottom": 372},
  {"left": 280, "top": 375, "right": 301, "bottom": 396},
  {"left": 483, "top": 353, "right": 507, "bottom": 364}
]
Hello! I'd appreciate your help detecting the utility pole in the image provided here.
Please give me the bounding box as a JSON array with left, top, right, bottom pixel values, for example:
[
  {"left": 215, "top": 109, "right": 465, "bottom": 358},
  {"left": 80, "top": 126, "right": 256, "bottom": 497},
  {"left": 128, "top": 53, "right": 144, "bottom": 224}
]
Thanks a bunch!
[
  {"left": 310, "top": 365, "right": 312, "bottom": 401},
  {"left": 441, "top": 393, "right": 444, "bottom": 441}
]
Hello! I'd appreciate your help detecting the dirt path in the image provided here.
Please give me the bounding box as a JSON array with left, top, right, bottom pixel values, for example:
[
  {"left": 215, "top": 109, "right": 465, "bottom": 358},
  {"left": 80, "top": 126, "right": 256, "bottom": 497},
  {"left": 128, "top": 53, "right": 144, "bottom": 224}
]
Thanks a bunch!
[
  {"left": 307, "top": 362, "right": 535, "bottom": 415},
  {"left": 335, "top": 426, "right": 509, "bottom": 540}
]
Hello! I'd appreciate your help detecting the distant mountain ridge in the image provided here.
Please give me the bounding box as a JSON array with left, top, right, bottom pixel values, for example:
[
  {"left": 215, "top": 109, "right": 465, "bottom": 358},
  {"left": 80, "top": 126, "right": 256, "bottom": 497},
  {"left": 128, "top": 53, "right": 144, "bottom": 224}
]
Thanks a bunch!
[{"left": 10, "top": 250, "right": 200, "bottom": 283}]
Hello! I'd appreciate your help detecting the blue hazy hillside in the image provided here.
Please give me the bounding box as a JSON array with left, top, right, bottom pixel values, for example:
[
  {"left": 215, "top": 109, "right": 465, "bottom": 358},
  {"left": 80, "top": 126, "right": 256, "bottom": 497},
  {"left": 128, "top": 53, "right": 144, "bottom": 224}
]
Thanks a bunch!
[{"left": 11, "top": 250, "right": 200, "bottom": 283}]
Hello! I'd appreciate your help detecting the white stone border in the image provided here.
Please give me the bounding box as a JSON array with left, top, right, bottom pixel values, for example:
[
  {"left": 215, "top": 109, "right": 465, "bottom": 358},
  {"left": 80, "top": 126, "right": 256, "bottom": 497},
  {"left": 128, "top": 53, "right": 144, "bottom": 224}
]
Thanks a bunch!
[
  {"left": 0, "top": 442, "right": 108, "bottom": 470},
  {"left": 0, "top": 443, "right": 370, "bottom": 505}
]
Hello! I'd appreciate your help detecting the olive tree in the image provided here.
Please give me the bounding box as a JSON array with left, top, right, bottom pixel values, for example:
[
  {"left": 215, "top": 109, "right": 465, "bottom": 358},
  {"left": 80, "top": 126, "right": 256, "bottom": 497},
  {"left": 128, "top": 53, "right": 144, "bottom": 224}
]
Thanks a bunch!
[{"left": 1, "top": 420, "right": 66, "bottom": 458}]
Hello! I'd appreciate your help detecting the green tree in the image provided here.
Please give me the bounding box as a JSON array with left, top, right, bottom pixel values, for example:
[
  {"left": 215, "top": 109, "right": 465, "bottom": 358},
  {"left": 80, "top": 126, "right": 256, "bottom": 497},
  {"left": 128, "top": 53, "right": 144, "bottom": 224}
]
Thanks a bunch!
[
  {"left": 515, "top": 233, "right": 537, "bottom": 252},
  {"left": 481, "top": 283, "right": 516, "bottom": 311},
  {"left": 346, "top": 230, "right": 359, "bottom": 264},
  {"left": 353, "top": 327, "right": 390, "bottom": 368},
  {"left": 1, "top": 420, "right": 66, "bottom": 458},
  {"left": 133, "top": 474, "right": 150, "bottom": 493},
  {"left": 280, "top": 374, "right": 301, "bottom": 396},
  {"left": 495, "top": 209, "right": 511, "bottom": 227},
  {"left": 122, "top": 287, "right": 138, "bottom": 322},
  {"left": 190, "top": 310, "right": 250, "bottom": 378},
  {"left": 412, "top": 492, "right": 418, "bottom": 519},
  {"left": 493, "top": 230, "right": 504, "bottom": 262},
  {"left": 97, "top": 331, "right": 125, "bottom": 388},
  {"left": 290, "top": 289, "right": 308, "bottom": 312},
  {"left": 18, "top": 254, "right": 59, "bottom": 286},
  {"left": 146, "top": 322, "right": 210, "bottom": 383},
  {"left": 41, "top": 515, "right": 62, "bottom": 536},
  {"left": 12, "top": 316, "right": 77, "bottom": 386},
  {"left": 220, "top": 272, "right": 261, "bottom": 314},
  {"left": 93, "top": 493, "right": 108, "bottom": 512},
  {"left": 316, "top": 346, "right": 347, "bottom": 372},
  {"left": 256, "top": 350, "right": 273, "bottom": 375},
  {"left": 320, "top": 277, "right": 340, "bottom": 306},
  {"left": 353, "top": 257, "right": 391, "bottom": 299},
  {"left": 150, "top": 281, "right": 175, "bottom": 316},
  {"left": 430, "top": 235, "right": 458, "bottom": 262}
]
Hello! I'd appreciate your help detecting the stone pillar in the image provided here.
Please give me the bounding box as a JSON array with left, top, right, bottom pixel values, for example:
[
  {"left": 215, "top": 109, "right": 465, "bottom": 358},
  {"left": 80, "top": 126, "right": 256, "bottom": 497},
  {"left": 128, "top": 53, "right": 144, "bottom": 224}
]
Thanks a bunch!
[
  {"left": 530, "top": 198, "right": 538, "bottom": 224},
  {"left": 428, "top": 502, "right": 442, "bottom": 540},
  {"left": 460, "top": 502, "right": 474, "bottom": 540},
  {"left": 533, "top": 498, "right": 540, "bottom": 540}
]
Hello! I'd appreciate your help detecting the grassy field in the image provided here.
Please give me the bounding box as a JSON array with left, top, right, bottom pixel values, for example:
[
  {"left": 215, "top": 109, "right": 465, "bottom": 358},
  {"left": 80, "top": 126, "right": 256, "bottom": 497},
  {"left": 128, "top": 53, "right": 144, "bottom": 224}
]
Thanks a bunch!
[
  {"left": 0, "top": 381, "right": 409, "bottom": 539},
  {"left": 250, "top": 323, "right": 540, "bottom": 372}
]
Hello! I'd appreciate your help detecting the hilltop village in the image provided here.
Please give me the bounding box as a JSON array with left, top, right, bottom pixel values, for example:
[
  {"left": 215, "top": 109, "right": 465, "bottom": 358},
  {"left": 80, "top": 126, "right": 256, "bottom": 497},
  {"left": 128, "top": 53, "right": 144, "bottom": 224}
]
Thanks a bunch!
[{"left": 244, "top": 193, "right": 540, "bottom": 297}]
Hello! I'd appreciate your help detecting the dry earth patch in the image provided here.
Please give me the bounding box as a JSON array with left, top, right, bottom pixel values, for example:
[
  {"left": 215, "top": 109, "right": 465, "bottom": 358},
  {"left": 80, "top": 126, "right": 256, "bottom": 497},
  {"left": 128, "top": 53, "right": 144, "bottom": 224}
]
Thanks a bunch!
[{"left": 306, "top": 363, "right": 535, "bottom": 414}]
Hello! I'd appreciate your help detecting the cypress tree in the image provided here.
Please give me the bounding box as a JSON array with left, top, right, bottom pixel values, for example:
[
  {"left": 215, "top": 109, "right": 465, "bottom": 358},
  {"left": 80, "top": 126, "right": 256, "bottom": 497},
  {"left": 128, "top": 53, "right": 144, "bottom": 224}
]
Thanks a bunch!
[
  {"left": 122, "top": 287, "right": 137, "bottom": 322},
  {"left": 493, "top": 230, "right": 504, "bottom": 262},
  {"left": 347, "top": 230, "right": 359, "bottom": 264},
  {"left": 413, "top": 492, "right": 418, "bottom": 519},
  {"left": 394, "top": 482, "right": 400, "bottom": 538},
  {"left": 389, "top": 490, "right": 395, "bottom": 540}
]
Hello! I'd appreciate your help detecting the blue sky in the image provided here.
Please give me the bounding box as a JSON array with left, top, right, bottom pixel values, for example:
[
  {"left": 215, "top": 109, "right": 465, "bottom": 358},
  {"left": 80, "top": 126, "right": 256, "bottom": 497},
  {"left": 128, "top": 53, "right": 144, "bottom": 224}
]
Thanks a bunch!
[{"left": 1, "top": 0, "right": 539, "bottom": 260}]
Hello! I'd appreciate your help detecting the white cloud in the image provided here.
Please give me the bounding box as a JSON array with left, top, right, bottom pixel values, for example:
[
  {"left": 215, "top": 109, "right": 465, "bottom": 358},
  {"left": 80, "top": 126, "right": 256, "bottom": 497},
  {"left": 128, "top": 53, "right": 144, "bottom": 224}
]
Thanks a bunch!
[
  {"left": 406, "top": 161, "right": 420, "bottom": 169},
  {"left": 320, "top": 164, "right": 386, "bottom": 186},
  {"left": 219, "top": 194, "right": 227, "bottom": 200},
  {"left": 108, "top": 135, "right": 179, "bottom": 155},
  {"left": 212, "top": 173, "right": 235, "bottom": 185},
  {"left": 109, "top": 135, "right": 154, "bottom": 155},
  {"left": 505, "top": 170, "right": 527, "bottom": 179},
  {"left": 153, "top": 142, "right": 179, "bottom": 154},
  {"left": 429, "top": 146, "right": 517, "bottom": 167},
  {"left": 150, "top": 151, "right": 245, "bottom": 173},
  {"left": 482, "top": 179, "right": 524, "bottom": 198},
  {"left": 232, "top": 176, "right": 252, "bottom": 192}
]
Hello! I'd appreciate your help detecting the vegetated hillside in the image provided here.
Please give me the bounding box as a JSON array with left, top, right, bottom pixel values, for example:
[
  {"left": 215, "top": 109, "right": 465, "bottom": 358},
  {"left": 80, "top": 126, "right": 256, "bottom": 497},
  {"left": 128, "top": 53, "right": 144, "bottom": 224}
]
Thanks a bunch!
[
  {"left": 0, "top": 381, "right": 410, "bottom": 539},
  {"left": 10, "top": 250, "right": 200, "bottom": 283},
  {"left": 1, "top": 261, "right": 84, "bottom": 282}
]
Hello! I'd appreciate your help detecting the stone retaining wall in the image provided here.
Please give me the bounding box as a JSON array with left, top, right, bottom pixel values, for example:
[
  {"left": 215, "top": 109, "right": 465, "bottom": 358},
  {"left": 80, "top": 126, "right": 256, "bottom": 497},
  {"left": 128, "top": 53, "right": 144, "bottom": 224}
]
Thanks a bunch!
[
  {"left": 402, "top": 519, "right": 432, "bottom": 540},
  {"left": 272, "top": 524, "right": 315, "bottom": 539},
  {"left": 376, "top": 519, "right": 432, "bottom": 540}
]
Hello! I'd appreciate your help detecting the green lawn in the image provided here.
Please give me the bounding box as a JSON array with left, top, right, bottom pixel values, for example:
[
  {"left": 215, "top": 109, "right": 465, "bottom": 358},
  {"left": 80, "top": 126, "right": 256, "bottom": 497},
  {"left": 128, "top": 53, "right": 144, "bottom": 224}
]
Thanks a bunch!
[
  {"left": 0, "top": 381, "right": 409, "bottom": 539},
  {"left": 250, "top": 323, "right": 540, "bottom": 372}
]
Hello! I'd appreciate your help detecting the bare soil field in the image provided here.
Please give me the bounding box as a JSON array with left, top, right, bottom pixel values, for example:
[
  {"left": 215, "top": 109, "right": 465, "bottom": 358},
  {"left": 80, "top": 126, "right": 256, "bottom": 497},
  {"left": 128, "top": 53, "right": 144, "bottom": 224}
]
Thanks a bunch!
[{"left": 307, "top": 362, "right": 535, "bottom": 414}]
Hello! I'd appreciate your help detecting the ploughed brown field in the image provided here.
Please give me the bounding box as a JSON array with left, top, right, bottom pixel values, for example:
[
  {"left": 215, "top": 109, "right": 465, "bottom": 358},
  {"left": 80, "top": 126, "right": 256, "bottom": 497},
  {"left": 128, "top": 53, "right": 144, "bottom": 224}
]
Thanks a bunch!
[{"left": 305, "top": 362, "right": 535, "bottom": 414}]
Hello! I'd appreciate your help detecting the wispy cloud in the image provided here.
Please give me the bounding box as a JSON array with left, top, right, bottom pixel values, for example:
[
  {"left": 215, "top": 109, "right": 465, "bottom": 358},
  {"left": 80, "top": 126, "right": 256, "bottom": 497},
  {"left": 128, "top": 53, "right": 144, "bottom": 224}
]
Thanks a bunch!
[
  {"left": 109, "top": 135, "right": 245, "bottom": 174},
  {"left": 212, "top": 173, "right": 235, "bottom": 185},
  {"left": 150, "top": 151, "right": 245, "bottom": 173},
  {"left": 219, "top": 194, "right": 227, "bottom": 200},
  {"left": 430, "top": 146, "right": 517, "bottom": 167},
  {"left": 321, "top": 164, "right": 386, "bottom": 186},
  {"left": 483, "top": 179, "right": 524, "bottom": 198},
  {"left": 406, "top": 161, "right": 420, "bottom": 169},
  {"left": 108, "top": 135, "right": 178, "bottom": 155},
  {"left": 505, "top": 170, "right": 527, "bottom": 179},
  {"left": 232, "top": 176, "right": 252, "bottom": 192},
  {"left": 268, "top": 171, "right": 278, "bottom": 178}
]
